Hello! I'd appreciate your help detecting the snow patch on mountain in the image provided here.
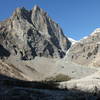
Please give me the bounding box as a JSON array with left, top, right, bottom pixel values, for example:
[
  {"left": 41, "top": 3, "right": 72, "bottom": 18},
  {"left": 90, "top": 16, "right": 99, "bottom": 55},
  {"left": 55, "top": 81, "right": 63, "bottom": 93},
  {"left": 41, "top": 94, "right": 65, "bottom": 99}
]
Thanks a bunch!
[
  {"left": 91, "top": 28, "right": 100, "bottom": 36},
  {"left": 68, "top": 37, "right": 77, "bottom": 45}
]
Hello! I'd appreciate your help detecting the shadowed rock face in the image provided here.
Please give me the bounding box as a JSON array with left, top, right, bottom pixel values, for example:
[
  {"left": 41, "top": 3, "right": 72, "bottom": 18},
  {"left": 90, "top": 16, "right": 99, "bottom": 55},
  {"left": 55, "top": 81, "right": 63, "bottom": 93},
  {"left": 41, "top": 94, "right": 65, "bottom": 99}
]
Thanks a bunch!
[
  {"left": 0, "top": 45, "right": 10, "bottom": 59},
  {"left": 0, "top": 5, "right": 71, "bottom": 60},
  {"left": 67, "top": 28, "right": 100, "bottom": 66}
]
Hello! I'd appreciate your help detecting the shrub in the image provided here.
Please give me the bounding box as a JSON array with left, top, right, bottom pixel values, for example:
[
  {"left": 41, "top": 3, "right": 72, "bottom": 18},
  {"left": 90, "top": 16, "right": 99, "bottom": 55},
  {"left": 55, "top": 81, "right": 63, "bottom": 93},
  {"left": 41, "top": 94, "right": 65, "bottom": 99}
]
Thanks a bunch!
[{"left": 45, "top": 74, "right": 71, "bottom": 82}]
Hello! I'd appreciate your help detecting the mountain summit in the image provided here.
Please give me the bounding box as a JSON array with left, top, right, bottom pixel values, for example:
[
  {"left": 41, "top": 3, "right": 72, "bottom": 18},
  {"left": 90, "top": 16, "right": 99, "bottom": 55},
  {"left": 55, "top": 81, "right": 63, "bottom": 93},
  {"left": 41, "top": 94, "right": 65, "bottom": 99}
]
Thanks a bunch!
[{"left": 0, "top": 5, "right": 71, "bottom": 60}]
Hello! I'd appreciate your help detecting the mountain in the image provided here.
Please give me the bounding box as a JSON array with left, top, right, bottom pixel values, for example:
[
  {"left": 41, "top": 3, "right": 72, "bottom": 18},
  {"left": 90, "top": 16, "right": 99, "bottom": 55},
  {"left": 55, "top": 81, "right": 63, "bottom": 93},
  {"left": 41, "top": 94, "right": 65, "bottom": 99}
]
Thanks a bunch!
[
  {"left": 0, "top": 5, "right": 71, "bottom": 60},
  {"left": 68, "top": 37, "right": 77, "bottom": 45},
  {"left": 1, "top": 5, "right": 100, "bottom": 100},
  {"left": 0, "top": 5, "right": 73, "bottom": 82},
  {"left": 67, "top": 28, "right": 100, "bottom": 67}
]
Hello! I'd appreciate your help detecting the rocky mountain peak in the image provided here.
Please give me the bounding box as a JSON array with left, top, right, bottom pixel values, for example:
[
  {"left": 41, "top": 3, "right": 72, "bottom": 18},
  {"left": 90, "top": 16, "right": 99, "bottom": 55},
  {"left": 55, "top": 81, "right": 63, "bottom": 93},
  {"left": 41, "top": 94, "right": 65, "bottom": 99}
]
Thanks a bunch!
[
  {"left": 12, "top": 7, "right": 29, "bottom": 18},
  {"left": 32, "top": 5, "right": 43, "bottom": 12},
  {"left": 0, "top": 5, "right": 71, "bottom": 60}
]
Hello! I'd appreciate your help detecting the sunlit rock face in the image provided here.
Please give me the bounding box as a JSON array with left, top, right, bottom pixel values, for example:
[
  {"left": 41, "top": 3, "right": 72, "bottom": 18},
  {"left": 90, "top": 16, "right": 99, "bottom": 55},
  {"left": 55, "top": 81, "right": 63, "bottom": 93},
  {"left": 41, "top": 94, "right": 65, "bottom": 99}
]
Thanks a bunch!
[
  {"left": 67, "top": 28, "right": 100, "bottom": 66},
  {"left": 0, "top": 5, "right": 71, "bottom": 60}
]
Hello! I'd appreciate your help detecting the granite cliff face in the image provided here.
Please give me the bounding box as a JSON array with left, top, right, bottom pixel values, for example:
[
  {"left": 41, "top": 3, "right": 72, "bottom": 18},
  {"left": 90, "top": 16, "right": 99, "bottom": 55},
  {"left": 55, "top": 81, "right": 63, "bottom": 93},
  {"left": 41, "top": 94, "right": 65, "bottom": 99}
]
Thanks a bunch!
[
  {"left": 67, "top": 28, "right": 100, "bottom": 66},
  {"left": 0, "top": 5, "right": 71, "bottom": 60}
]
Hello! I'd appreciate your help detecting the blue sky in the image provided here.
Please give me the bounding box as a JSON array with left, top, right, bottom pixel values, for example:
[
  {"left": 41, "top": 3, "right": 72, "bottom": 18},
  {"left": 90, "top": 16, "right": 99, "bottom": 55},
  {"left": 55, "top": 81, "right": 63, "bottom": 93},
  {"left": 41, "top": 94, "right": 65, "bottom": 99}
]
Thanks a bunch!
[{"left": 0, "top": 0, "right": 100, "bottom": 40}]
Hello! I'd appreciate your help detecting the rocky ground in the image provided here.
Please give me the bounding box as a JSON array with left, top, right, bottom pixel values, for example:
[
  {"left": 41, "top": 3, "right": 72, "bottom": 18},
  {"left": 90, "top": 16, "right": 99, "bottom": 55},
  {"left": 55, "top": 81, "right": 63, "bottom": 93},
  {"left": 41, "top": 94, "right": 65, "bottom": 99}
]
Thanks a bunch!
[{"left": 4, "top": 56, "right": 97, "bottom": 81}]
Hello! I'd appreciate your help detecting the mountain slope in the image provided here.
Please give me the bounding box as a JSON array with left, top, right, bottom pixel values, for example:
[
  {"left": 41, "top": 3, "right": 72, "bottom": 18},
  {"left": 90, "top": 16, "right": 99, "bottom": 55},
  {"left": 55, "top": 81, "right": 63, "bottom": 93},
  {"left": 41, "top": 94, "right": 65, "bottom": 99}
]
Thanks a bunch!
[
  {"left": 0, "top": 60, "right": 28, "bottom": 80},
  {"left": 68, "top": 37, "right": 77, "bottom": 45},
  {"left": 67, "top": 28, "right": 100, "bottom": 67},
  {"left": 0, "top": 5, "right": 71, "bottom": 60}
]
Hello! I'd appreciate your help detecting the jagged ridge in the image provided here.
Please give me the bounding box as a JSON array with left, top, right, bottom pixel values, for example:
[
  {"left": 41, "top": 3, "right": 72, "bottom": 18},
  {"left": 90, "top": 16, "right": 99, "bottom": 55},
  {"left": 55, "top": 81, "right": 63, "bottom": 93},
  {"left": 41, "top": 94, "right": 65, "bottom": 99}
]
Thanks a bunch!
[{"left": 0, "top": 5, "right": 71, "bottom": 60}]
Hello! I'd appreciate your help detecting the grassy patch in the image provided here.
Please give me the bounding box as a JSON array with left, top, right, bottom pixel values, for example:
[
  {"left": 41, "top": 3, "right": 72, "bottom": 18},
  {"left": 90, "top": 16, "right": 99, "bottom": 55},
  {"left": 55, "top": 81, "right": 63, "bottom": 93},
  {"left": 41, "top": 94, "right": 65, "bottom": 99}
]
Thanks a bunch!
[{"left": 45, "top": 74, "right": 71, "bottom": 82}]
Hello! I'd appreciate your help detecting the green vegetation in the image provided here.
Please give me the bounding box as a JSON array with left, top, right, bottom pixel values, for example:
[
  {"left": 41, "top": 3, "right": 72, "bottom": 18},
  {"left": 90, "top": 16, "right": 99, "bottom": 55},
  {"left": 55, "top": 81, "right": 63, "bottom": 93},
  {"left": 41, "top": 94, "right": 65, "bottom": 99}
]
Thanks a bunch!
[{"left": 45, "top": 74, "right": 71, "bottom": 82}]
